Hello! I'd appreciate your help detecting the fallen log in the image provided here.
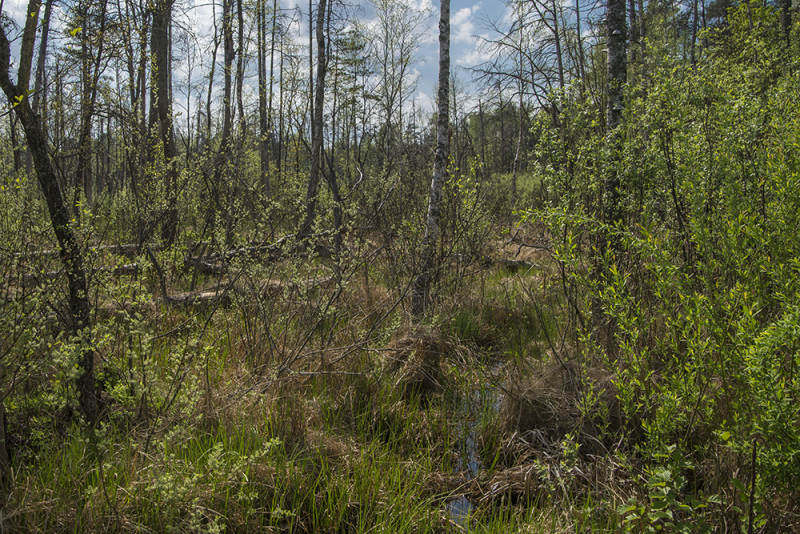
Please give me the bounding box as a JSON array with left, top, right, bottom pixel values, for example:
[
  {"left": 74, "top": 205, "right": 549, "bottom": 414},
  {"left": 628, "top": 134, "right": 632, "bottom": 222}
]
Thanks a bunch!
[
  {"left": 183, "top": 233, "right": 335, "bottom": 275},
  {"left": 21, "top": 264, "right": 140, "bottom": 288},
  {"left": 12, "top": 243, "right": 161, "bottom": 261},
  {"left": 183, "top": 259, "right": 228, "bottom": 276},
  {"left": 164, "top": 289, "right": 231, "bottom": 308}
]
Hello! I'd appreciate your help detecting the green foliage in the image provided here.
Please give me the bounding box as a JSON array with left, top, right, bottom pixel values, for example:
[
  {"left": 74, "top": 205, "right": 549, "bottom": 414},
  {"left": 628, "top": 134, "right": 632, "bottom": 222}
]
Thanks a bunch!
[
  {"left": 530, "top": 1, "right": 800, "bottom": 527},
  {"left": 618, "top": 446, "right": 719, "bottom": 533}
]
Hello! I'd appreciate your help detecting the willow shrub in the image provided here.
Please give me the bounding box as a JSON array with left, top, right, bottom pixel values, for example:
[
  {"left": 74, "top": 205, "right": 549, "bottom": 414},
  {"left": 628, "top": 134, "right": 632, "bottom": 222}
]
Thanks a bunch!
[{"left": 531, "top": 4, "right": 800, "bottom": 527}]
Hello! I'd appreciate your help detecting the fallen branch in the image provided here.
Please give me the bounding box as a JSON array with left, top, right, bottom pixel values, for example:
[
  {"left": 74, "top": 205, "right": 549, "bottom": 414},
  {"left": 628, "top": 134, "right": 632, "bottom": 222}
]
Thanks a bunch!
[{"left": 184, "top": 232, "right": 334, "bottom": 273}]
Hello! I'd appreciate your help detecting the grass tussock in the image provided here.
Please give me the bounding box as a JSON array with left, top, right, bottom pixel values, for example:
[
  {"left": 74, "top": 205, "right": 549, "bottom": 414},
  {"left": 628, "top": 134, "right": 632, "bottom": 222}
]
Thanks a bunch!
[
  {"left": 2, "top": 216, "right": 793, "bottom": 533},
  {"left": 386, "top": 329, "right": 452, "bottom": 400},
  {"left": 497, "top": 360, "right": 621, "bottom": 455}
]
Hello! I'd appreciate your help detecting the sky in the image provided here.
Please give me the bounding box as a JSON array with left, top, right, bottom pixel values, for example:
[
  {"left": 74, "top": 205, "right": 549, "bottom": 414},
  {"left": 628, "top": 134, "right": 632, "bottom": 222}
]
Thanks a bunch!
[
  {"left": 415, "top": 0, "right": 501, "bottom": 113},
  {"left": 2, "top": 0, "right": 511, "bottom": 122},
  {"left": 273, "top": 0, "right": 509, "bottom": 114}
]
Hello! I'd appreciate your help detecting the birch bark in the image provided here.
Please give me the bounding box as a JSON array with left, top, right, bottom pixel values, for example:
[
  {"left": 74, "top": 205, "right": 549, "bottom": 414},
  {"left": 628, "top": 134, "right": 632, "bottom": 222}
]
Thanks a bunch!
[{"left": 411, "top": 0, "right": 450, "bottom": 317}]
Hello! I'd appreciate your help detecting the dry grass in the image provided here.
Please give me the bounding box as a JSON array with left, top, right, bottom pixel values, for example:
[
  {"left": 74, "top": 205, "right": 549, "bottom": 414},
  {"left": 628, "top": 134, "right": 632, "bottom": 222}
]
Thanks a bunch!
[
  {"left": 385, "top": 329, "right": 453, "bottom": 400},
  {"left": 497, "top": 360, "right": 620, "bottom": 448}
]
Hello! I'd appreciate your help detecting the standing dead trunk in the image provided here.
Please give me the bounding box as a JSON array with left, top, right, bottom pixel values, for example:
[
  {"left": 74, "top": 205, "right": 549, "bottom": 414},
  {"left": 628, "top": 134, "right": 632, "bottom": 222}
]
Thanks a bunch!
[
  {"left": 149, "top": 0, "right": 178, "bottom": 245},
  {"left": 411, "top": 0, "right": 450, "bottom": 317},
  {"left": 301, "top": 0, "right": 328, "bottom": 236}
]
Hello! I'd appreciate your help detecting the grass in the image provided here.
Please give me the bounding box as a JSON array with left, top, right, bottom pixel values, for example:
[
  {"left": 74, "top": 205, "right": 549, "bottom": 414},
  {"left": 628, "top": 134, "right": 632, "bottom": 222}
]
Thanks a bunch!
[{"left": 0, "top": 219, "right": 704, "bottom": 533}]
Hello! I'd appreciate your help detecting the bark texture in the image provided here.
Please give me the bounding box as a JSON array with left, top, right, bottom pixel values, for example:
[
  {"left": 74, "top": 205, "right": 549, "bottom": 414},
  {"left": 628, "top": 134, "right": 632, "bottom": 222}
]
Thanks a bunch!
[
  {"left": 411, "top": 0, "right": 450, "bottom": 317},
  {"left": 301, "top": 0, "right": 328, "bottom": 236},
  {"left": 149, "top": 0, "right": 178, "bottom": 244},
  {"left": 0, "top": 5, "right": 98, "bottom": 423}
]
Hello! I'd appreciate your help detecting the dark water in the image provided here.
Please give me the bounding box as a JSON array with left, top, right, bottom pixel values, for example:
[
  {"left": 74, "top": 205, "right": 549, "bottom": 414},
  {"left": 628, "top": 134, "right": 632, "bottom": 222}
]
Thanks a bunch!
[{"left": 446, "top": 381, "right": 500, "bottom": 530}]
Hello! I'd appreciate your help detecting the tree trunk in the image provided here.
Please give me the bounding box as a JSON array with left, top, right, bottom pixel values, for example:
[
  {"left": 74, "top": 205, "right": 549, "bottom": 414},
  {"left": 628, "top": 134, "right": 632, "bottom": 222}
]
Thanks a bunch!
[
  {"left": 604, "top": 0, "right": 626, "bottom": 228},
  {"left": 205, "top": 3, "right": 219, "bottom": 144},
  {"left": 0, "top": 396, "right": 9, "bottom": 489},
  {"left": 592, "top": 0, "right": 628, "bottom": 356},
  {"left": 411, "top": 0, "right": 450, "bottom": 317},
  {"left": 0, "top": 11, "right": 98, "bottom": 423},
  {"left": 227, "top": 0, "right": 246, "bottom": 245},
  {"left": 574, "top": 0, "right": 587, "bottom": 84},
  {"left": 149, "top": 0, "right": 178, "bottom": 245},
  {"left": 691, "top": 0, "right": 699, "bottom": 68},
  {"left": 258, "top": 0, "right": 270, "bottom": 194},
  {"left": 9, "top": 111, "right": 21, "bottom": 173},
  {"left": 552, "top": 0, "right": 565, "bottom": 91},
  {"left": 214, "top": 0, "right": 235, "bottom": 231},
  {"left": 780, "top": 0, "right": 792, "bottom": 47},
  {"left": 301, "top": 0, "right": 328, "bottom": 236},
  {"left": 269, "top": 0, "right": 279, "bottom": 178},
  {"left": 32, "top": 0, "right": 53, "bottom": 117},
  {"left": 74, "top": 0, "right": 109, "bottom": 216}
]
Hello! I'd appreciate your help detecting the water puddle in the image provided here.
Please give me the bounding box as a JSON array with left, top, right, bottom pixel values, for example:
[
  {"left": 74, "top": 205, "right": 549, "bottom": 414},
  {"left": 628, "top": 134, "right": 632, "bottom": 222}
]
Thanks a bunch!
[
  {"left": 446, "top": 495, "right": 474, "bottom": 531},
  {"left": 446, "top": 374, "right": 501, "bottom": 530}
]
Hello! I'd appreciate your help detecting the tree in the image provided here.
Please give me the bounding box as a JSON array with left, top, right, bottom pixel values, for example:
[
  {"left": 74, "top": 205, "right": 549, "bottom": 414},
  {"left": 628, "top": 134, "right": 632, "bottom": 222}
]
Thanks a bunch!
[
  {"left": 0, "top": 0, "right": 98, "bottom": 422},
  {"left": 300, "top": 0, "right": 329, "bottom": 236},
  {"left": 148, "top": 0, "right": 178, "bottom": 244},
  {"left": 70, "top": 0, "right": 111, "bottom": 215},
  {"left": 411, "top": 0, "right": 450, "bottom": 317},
  {"left": 780, "top": 0, "right": 791, "bottom": 47},
  {"left": 604, "top": 0, "right": 627, "bottom": 228},
  {"left": 367, "top": 0, "right": 429, "bottom": 176}
]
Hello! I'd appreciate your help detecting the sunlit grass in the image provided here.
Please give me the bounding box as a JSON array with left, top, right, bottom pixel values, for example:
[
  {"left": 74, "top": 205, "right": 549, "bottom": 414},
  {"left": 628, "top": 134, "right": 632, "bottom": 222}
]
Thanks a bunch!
[{"left": 1, "top": 221, "right": 605, "bottom": 533}]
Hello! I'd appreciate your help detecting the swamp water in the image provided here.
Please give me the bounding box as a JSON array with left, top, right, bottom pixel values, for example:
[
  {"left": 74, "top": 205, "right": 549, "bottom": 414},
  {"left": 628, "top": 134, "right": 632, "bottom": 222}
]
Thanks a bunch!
[{"left": 445, "top": 378, "right": 501, "bottom": 531}]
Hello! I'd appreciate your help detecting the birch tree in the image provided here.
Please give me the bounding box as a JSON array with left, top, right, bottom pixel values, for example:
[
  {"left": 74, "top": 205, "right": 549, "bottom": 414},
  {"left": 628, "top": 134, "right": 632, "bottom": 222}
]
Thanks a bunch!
[
  {"left": 368, "top": 0, "right": 429, "bottom": 175},
  {"left": 411, "top": 0, "right": 449, "bottom": 317}
]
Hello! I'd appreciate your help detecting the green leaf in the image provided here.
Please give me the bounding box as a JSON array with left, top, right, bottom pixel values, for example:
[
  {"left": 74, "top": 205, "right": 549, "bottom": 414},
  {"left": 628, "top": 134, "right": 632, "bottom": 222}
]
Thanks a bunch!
[{"left": 70, "top": 27, "right": 82, "bottom": 36}]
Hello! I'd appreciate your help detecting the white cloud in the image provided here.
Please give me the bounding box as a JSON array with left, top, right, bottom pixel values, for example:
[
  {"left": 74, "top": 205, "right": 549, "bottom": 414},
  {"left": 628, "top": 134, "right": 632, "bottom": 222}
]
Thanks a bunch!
[
  {"left": 450, "top": 4, "right": 482, "bottom": 44},
  {"left": 414, "top": 90, "right": 435, "bottom": 114},
  {"left": 455, "top": 35, "right": 493, "bottom": 66},
  {"left": 413, "top": 0, "right": 436, "bottom": 13}
]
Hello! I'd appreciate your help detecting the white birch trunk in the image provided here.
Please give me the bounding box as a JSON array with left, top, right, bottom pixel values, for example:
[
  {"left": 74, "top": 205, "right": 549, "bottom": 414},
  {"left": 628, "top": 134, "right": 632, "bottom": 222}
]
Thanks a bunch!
[{"left": 411, "top": 0, "right": 450, "bottom": 317}]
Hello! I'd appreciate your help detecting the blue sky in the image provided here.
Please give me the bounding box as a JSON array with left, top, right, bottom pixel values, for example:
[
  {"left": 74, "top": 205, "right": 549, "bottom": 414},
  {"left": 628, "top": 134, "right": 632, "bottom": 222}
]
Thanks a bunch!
[
  {"left": 416, "top": 0, "right": 504, "bottom": 111},
  {"left": 3, "top": 0, "right": 509, "bottom": 121}
]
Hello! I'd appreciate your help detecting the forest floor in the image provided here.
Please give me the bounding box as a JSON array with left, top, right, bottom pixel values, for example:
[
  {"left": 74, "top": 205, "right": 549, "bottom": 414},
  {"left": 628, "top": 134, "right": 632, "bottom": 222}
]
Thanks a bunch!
[{"left": 4, "top": 222, "right": 651, "bottom": 532}]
